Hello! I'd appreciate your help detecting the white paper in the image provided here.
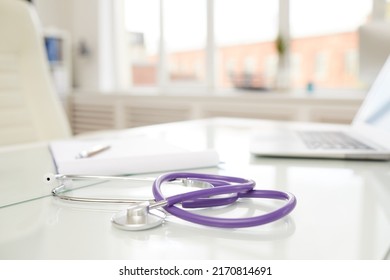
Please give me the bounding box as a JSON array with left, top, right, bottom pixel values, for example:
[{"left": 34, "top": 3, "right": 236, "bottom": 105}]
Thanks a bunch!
[{"left": 49, "top": 137, "right": 220, "bottom": 175}]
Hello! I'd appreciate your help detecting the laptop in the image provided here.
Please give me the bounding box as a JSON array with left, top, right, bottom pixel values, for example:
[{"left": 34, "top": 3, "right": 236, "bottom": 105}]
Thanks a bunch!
[{"left": 249, "top": 56, "right": 390, "bottom": 160}]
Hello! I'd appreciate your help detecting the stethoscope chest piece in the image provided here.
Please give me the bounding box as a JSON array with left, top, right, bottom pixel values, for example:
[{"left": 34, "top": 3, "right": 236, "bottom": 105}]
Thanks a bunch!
[{"left": 111, "top": 202, "right": 166, "bottom": 231}]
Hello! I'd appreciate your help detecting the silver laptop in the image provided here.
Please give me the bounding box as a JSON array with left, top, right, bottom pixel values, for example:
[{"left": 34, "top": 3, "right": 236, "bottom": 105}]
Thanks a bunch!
[{"left": 250, "top": 56, "right": 390, "bottom": 160}]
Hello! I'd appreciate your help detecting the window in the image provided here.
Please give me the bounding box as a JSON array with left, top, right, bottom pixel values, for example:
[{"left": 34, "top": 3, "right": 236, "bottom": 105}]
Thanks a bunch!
[
  {"left": 122, "top": 0, "right": 384, "bottom": 92},
  {"left": 215, "top": 0, "right": 278, "bottom": 89},
  {"left": 124, "top": 0, "right": 159, "bottom": 86},
  {"left": 290, "top": 0, "right": 372, "bottom": 89},
  {"left": 314, "top": 51, "right": 329, "bottom": 82},
  {"left": 164, "top": 0, "right": 207, "bottom": 85},
  {"left": 290, "top": 53, "right": 302, "bottom": 81},
  {"left": 344, "top": 50, "right": 358, "bottom": 77}
]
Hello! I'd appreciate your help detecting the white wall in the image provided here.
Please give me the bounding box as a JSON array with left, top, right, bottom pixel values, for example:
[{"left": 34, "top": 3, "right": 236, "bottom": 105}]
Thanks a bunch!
[
  {"left": 33, "top": 0, "right": 117, "bottom": 92},
  {"left": 70, "top": 0, "right": 100, "bottom": 90},
  {"left": 33, "top": 0, "right": 72, "bottom": 31}
]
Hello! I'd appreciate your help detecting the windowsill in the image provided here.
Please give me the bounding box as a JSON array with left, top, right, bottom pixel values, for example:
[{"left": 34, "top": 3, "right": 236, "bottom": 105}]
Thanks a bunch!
[{"left": 73, "top": 86, "right": 367, "bottom": 102}]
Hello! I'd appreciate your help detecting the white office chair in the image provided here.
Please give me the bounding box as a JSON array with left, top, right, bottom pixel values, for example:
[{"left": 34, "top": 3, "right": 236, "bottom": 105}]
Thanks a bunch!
[{"left": 0, "top": 0, "right": 72, "bottom": 146}]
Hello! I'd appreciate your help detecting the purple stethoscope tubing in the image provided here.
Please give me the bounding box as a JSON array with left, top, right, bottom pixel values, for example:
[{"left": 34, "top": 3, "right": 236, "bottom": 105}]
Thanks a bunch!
[{"left": 152, "top": 172, "right": 297, "bottom": 228}]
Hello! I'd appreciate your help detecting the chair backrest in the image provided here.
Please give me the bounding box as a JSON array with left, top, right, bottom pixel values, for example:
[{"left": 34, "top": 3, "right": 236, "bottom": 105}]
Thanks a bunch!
[{"left": 0, "top": 0, "right": 71, "bottom": 146}]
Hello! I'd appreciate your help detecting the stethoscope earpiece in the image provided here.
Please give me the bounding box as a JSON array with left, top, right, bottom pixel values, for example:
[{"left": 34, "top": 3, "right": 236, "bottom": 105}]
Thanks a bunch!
[
  {"left": 46, "top": 173, "right": 73, "bottom": 191},
  {"left": 44, "top": 173, "right": 61, "bottom": 187}
]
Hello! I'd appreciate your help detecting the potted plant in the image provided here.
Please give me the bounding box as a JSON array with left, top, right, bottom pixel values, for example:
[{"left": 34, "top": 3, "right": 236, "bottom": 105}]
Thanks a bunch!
[{"left": 274, "top": 34, "right": 290, "bottom": 91}]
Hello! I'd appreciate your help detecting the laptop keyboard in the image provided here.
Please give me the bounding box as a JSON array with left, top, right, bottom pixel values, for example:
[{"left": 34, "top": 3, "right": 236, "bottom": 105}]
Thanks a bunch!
[{"left": 298, "top": 131, "right": 375, "bottom": 150}]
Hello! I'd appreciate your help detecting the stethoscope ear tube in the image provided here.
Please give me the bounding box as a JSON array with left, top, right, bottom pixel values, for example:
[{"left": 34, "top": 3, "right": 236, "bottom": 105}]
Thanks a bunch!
[{"left": 152, "top": 172, "right": 297, "bottom": 228}]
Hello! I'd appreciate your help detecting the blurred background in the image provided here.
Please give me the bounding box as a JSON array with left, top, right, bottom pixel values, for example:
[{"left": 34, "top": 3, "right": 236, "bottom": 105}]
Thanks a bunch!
[{"left": 23, "top": 0, "right": 390, "bottom": 133}]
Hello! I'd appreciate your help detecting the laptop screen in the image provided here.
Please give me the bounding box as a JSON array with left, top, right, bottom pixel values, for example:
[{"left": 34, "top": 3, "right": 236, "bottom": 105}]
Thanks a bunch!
[{"left": 353, "top": 55, "right": 390, "bottom": 132}]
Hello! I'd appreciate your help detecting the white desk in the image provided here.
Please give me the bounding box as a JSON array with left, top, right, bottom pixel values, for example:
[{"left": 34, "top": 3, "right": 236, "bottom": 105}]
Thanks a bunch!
[{"left": 0, "top": 118, "right": 390, "bottom": 259}]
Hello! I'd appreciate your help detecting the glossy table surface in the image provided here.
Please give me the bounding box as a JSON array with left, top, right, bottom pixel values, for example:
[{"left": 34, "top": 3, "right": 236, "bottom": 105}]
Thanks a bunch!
[{"left": 1, "top": 118, "right": 390, "bottom": 259}]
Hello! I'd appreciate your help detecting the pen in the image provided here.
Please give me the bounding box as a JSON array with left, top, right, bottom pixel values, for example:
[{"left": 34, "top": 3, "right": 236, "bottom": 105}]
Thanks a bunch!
[{"left": 76, "top": 144, "right": 111, "bottom": 159}]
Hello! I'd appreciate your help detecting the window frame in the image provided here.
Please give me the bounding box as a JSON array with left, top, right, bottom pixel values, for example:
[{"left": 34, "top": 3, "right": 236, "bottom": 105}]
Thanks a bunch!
[{"left": 157, "top": 0, "right": 214, "bottom": 90}]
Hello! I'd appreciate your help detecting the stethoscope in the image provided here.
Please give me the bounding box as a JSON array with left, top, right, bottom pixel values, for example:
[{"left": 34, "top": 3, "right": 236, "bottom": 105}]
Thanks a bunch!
[{"left": 47, "top": 172, "right": 297, "bottom": 231}]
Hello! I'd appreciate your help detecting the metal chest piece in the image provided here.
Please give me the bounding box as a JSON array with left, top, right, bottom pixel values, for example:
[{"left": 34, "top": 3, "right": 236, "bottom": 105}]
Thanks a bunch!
[{"left": 111, "top": 202, "right": 165, "bottom": 231}]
